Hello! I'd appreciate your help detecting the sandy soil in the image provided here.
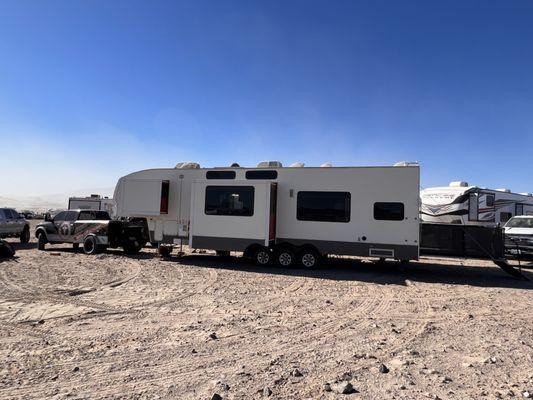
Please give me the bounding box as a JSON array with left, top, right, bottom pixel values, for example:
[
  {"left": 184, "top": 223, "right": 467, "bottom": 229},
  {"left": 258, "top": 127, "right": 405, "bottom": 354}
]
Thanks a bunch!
[{"left": 1, "top": 221, "right": 532, "bottom": 400}]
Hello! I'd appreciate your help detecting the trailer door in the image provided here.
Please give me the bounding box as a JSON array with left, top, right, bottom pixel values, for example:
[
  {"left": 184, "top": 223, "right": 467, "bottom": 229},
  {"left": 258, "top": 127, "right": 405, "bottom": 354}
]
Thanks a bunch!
[
  {"left": 468, "top": 193, "right": 478, "bottom": 221},
  {"left": 269, "top": 183, "right": 277, "bottom": 243}
]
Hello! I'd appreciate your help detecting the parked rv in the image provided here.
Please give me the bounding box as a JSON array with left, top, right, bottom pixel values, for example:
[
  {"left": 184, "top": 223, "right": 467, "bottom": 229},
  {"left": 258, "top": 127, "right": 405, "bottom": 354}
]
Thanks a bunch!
[
  {"left": 113, "top": 161, "right": 420, "bottom": 267},
  {"left": 68, "top": 195, "right": 116, "bottom": 217},
  {"left": 421, "top": 182, "right": 533, "bottom": 226}
]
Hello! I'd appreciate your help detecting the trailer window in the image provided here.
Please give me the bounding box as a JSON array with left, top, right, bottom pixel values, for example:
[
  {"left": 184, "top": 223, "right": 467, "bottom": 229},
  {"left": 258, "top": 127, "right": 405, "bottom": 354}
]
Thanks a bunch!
[
  {"left": 205, "top": 186, "right": 254, "bottom": 216},
  {"left": 486, "top": 194, "right": 495, "bottom": 207},
  {"left": 206, "top": 170, "right": 236, "bottom": 180},
  {"left": 500, "top": 212, "right": 512, "bottom": 223},
  {"left": 246, "top": 170, "right": 278, "bottom": 180},
  {"left": 516, "top": 204, "right": 524, "bottom": 216},
  {"left": 373, "top": 202, "right": 404, "bottom": 221},
  {"left": 297, "top": 191, "right": 350, "bottom": 222},
  {"left": 160, "top": 180, "right": 169, "bottom": 214}
]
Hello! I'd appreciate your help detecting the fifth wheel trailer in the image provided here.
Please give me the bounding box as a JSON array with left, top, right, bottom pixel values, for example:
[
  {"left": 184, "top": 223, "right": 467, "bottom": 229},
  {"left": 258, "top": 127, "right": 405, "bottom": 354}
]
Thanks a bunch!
[{"left": 113, "top": 161, "right": 420, "bottom": 267}]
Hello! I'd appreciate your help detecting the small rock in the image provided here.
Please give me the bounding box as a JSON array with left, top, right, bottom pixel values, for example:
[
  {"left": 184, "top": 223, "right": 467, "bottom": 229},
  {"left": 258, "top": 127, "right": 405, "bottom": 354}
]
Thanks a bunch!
[
  {"left": 441, "top": 376, "right": 452, "bottom": 383},
  {"left": 400, "top": 384, "right": 407, "bottom": 390},
  {"left": 324, "top": 383, "right": 332, "bottom": 392},
  {"left": 72, "top": 366, "right": 79, "bottom": 372},
  {"left": 191, "top": 349, "right": 197, "bottom": 354},
  {"left": 325, "top": 300, "right": 332, "bottom": 304},
  {"left": 330, "top": 381, "right": 355, "bottom": 394},
  {"left": 291, "top": 368, "right": 303, "bottom": 377},
  {"left": 262, "top": 387, "right": 272, "bottom": 397},
  {"left": 211, "top": 394, "right": 222, "bottom": 400},
  {"left": 209, "top": 332, "right": 218, "bottom": 340},
  {"left": 392, "top": 328, "right": 401, "bottom": 334},
  {"left": 379, "top": 364, "right": 390, "bottom": 374},
  {"left": 523, "top": 391, "right": 531, "bottom": 398}
]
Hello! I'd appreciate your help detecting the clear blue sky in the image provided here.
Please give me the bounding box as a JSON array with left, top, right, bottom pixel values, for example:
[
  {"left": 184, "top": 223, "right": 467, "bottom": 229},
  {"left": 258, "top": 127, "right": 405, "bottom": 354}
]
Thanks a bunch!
[{"left": 1, "top": 0, "right": 532, "bottom": 197}]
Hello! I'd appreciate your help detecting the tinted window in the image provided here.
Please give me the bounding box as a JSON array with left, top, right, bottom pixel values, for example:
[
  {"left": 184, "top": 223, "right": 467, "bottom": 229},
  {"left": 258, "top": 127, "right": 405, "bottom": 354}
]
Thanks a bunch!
[
  {"left": 500, "top": 212, "right": 512, "bottom": 223},
  {"left": 65, "top": 211, "right": 78, "bottom": 221},
  {"left": 297, "top": 191, "right": 350, "bottom": 222},
  {"left": 53, "top": 211, "right": 67, "bottom": 222},
  {"left": 205, "top": 186, "right": 254, "bottom": 216},
  {"left": 246, "top": 170, "right": 278, "bottom": 180},
  {"left": 78, "top": 211, "right": 111, "bottom": 220},
  {"left": 206, "top": 170, "right": 236, "bottom": 180},
  {"left": 0, "top": 209, "right": 6, "bottom": 220},
  {"left": 374, "top": 202, "right": 405, "bottom": 221}
]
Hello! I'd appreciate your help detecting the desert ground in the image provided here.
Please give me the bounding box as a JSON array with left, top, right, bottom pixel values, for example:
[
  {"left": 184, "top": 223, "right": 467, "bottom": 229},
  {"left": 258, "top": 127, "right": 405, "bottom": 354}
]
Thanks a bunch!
[{"left": 1, "top": 221, "right": 532, "bottom": 400}]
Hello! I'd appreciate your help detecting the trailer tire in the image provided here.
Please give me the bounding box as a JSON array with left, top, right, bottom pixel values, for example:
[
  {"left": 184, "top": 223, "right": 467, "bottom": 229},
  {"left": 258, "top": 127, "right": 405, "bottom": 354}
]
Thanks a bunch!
[
  {"left": 297, "top": 247, "right": 320, "bottom": 269},
  {"left": 275, "top": 247, "right": 295, "bottom": 267},
  {"left": 37, "top": 232, "right": 47, "bottom": 251},
  {"left": 83, "top": 236, "right": 100, "bottom": 255},
  {"left": 20, "top": 226, "right": 30, "bottom": 244},
  {"left": 253, "top": 247, "right": 272, "bottom": 266}
]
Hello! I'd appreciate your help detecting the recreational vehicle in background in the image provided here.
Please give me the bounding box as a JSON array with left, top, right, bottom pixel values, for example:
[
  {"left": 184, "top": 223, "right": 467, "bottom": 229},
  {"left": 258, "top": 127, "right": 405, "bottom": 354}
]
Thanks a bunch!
[
  {"left": 68, "top": 195, "right": 116, "bottom": 218},
  {"left": 113, "top": 161, "right": 420, "bottom": 267},
  {"left": 420, "top": 182, "right": 533, "bottom": 226}
]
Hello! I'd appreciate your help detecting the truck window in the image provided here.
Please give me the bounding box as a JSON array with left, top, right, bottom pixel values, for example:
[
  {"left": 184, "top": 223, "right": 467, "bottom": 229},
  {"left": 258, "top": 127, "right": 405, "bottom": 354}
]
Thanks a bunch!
[
  {"left": 65, "top": 211, "right": 78, "bottom": 221},
  {"left": 297, "top": 191, "right": 351, "bottom": 223},
  {"left": 205, "top": 186, "right": 254, "bottom": 216},
  {"left": 374, "top": 202, "right": 405, "bottom": 221},
  {"left": 78, "top": 211, "right": 110, "bottom": 220},
  {"left": 53, "top": 211, "right": 67, "bottom": 222}
]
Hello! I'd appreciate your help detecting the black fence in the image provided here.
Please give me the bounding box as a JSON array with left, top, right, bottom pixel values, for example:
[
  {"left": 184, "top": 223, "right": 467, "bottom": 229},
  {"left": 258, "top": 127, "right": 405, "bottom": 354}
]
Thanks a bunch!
[{"left": 420, "top": 223, "right": 505, "bottom": 259}]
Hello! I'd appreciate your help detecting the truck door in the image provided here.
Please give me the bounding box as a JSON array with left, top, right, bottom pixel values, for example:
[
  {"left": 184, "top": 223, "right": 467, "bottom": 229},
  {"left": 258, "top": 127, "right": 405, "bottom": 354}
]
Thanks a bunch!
[
  {"left": 48, "top": 211, "right": 66, "bottom": 242},
  {"left": 59, "top": 211, "right": 78, "bottom": 242}
]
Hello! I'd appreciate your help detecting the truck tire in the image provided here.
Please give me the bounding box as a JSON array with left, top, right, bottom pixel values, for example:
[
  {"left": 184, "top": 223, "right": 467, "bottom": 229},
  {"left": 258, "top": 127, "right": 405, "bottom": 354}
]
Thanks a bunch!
[
  {"left": 20, "top": 226, "right": 30, "bottom": 244},
  {"left": 0, "top": 240, "right": 15, "bottom": 258},
  {"left": 123, "top": 239, "right": 142, "bottom": 255},
  {"left": 297, "top": 247, "right": 320, "bottom": 269},
  {"left": 83, "top": 236, "right": 100, "bottom": 255},
  {"left": 37, "top": 232, "right": 47, "bottom": 251},
  {"left": 73, "top": 243, "right": 80, "bottom": 251}
]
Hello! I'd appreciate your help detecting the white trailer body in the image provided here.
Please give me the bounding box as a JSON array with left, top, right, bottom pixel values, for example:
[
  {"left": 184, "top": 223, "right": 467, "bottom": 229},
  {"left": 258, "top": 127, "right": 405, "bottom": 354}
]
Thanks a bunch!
[
  {"left": 68, "top": 196, "right": 116, "bottom": 218},
  {"left": 113, "top": 163, "right": 420, "bottom": 260},
  {"left": 421, "top": 183, "right": 533, "bottom": 226}
]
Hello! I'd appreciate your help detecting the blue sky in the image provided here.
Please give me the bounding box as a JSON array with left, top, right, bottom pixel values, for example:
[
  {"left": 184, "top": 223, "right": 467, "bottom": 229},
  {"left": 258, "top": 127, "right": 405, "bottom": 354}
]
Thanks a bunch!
[{"left": 1, "top": 0, "right": 532, "bottom": 197}]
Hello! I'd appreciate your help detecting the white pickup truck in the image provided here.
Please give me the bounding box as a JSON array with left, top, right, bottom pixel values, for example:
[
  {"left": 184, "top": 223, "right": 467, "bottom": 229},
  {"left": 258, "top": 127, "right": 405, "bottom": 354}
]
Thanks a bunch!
[{"left": 504, "top": 216, "right": 533, "bottom": 260}]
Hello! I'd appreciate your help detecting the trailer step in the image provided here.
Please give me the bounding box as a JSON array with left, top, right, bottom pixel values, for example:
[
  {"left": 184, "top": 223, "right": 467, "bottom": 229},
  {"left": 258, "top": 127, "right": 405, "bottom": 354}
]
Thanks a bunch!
[{"left": 492, "top": 259, "right": 529, "bottom": 280}]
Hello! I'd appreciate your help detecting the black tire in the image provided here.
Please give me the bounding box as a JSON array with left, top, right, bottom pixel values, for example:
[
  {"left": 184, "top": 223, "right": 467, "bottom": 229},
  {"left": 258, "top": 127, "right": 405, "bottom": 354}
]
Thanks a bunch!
[
  {"left": 0, "top": 240, "right": 15, "bottom": 258},
  {"left": 254, "top": 247, "right": 271, "bottom": 266},
  {"left": 20, "top": 226, "right": 30, "bottom": 244},
  {"left": 123, "top": 239, "right": 142, "bottom": 255},
  {"left": 73, "top": 243, "right": 80, "bottom": 251},
  {"left": 275, "top": 247, "right": 295, "bottom": 267},
  {"left": 297, "top": 247, "right": 320, "bottom": 269},
  {"left": 37, "top": 232, "right": 47, "bottom": 251},
  {"left": 83, "top": 236, "right": 100, "bottom": 255}
]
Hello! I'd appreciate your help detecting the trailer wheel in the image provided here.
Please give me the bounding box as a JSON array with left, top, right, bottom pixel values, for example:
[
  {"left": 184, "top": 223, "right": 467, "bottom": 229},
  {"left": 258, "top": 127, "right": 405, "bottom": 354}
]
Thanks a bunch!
[
  {"left": 37, "top": 232, "right": 47, "bottom": 251},
  {"left": 276, "top": 248, "right": 295, "bottom": 267},
  {"left": 83, "top": 236, "right": 100, "bottom": 255},
  {"left": 20, "top": 226, "right": 30, "bottom": 244},
  {"left": 254, "top": 247, "right": 271, "bottom": 266},
  {"left": 297, "top": 248, "right": 320, "bottom": 269}
]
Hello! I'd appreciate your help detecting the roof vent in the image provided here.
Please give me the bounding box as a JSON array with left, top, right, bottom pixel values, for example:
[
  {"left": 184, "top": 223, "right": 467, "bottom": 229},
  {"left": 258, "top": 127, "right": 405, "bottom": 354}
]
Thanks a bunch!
[
  {"left": 519, "top": 192, "right": 533, "bottom": 196},
  {"left": 320, "top": 162, "right": 333, "bottom": 168},
  {"left": 449, "top": 181, "right": 469, "bottom": 187},
  {"left": 175, "top": 162, "right": 200, "bottom": 169},
  {"left": 257, "top": 161, "right": 282, "bottom": 168},
  {"left": 495, "top": 188, "right": 511, "bottom": 193},
  {"left": 394, "top": 161, "right": 419, "bottom": 167},
  {"left": 230, "top": 162, "right": 240, "bottom": 168},
  {"left": 289, "top": 162, "right": 305, "bottom": 168}
]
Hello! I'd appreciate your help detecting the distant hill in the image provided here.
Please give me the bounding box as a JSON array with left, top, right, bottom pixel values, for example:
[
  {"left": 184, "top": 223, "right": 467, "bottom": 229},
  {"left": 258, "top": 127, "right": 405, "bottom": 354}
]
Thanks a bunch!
[{"left": 0, "top": 187, "right": 114, "bottom": 212}]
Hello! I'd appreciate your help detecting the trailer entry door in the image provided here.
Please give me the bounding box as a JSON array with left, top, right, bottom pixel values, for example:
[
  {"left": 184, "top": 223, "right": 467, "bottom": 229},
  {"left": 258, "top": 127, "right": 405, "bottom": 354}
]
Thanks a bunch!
[
  {"left": 269, "top": 183, "right": 277, "bottom": 242},
  {"left": 469, "top": 193, "right": 478, "bottom": 221}
]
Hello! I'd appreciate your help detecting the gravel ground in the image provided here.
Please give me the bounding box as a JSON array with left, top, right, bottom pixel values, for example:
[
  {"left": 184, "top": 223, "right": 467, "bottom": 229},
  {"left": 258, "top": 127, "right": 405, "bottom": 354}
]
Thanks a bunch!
[{"left": 1, "top": 221, "right": 532, "bottom": 399}]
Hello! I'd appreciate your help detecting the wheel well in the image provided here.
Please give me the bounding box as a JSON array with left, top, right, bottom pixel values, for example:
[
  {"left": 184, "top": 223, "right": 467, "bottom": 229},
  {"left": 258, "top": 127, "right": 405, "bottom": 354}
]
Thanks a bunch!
[{"left": 296, "top": 244, "right": 320, "bottom": 256}]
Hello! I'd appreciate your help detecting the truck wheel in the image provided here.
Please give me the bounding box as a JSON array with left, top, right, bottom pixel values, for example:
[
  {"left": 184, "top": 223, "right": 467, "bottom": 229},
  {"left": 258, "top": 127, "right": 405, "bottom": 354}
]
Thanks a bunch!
[
  {"left": 297, "top": 248, "right": 320, "bottom": 269},
  {"left": 254, "top": 247, "right": 271, "bottom": 266},
  {"left": 20, "top": 226, "right": 30, "bottom": 244},
  {"left": 37, "top": 232, "right": 47, "bottom": 251},
  {"left": 276, "top": 248, "right": 295, "bottom": 267},
  {"left": 83, "top": 236, "right": 100, "bottom": 255},
  {"left": 123, "top": 240, "right": 142, "bottom": 254}
]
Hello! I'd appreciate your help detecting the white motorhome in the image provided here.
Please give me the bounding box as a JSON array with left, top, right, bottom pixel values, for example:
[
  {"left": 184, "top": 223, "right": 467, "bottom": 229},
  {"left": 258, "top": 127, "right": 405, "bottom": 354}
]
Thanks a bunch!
[
  {"left": 113, "top": 161, "right": 420, "bottom": 267},
  {"left": 421, "top": 182, "right": 533, "bottom": 226},
  {"left": 68, "top": 195, "right": 116, "bottom": 217}
]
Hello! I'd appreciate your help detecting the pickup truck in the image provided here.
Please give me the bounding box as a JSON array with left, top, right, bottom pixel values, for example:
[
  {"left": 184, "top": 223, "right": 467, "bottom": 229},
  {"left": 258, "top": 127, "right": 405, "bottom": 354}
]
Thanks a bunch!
[
  {"left": 504, "top": 215, "right": 533, "bottom": 260},
  {"left": 0, "top": 208, "right": 30, "bottom": 243},
  {"left": 35, "top": 209, "right": 148, "bottom": 255}
]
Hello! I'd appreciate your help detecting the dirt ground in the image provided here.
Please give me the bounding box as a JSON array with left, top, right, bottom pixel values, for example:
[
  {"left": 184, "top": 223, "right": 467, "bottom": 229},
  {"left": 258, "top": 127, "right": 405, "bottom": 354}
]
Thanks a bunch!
[{"left": 1, "top": 221, "right": 532, "bottom": 400}]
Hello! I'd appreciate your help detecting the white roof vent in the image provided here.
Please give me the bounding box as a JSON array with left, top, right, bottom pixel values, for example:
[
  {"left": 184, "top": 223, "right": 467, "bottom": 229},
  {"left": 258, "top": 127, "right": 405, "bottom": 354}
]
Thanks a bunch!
[
  {"left": 394, "top": 161, "right": 419, "bottom": 167},
  {"left": 449, "top": 181, "right": 469, "bottom": 187},
  {"left": 320, "top": 162, "right": 333, "bottom": 168},
  {"left": 257, "top": 161, "right": 282, "bottom": 168},
  {"left": 289, "top": 162, "right": 305, "bottom": 168},
  {"left": 519, "top": 192, "right": 533, "bottom": 196},
  {"left": 175, "top": 162, "right": 200, "bottom": 169},
  {"left": 495, "top": 188, "right": 511, "bottom": 193}
]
